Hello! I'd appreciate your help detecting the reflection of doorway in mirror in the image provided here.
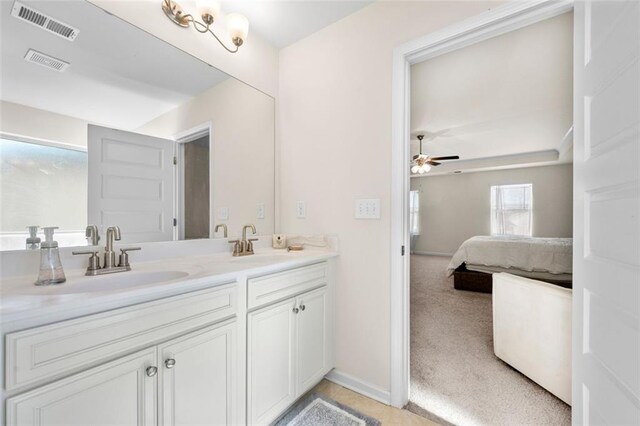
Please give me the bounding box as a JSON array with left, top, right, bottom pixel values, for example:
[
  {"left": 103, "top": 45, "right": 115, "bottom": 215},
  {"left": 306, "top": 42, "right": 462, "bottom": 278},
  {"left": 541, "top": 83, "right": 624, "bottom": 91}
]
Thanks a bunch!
[
  {"left": 181, "top": 135, "right": 210, "bottom": 240},
  {"left": 176, "top": 124, "right": 212, "bottom": 241},
  {"left": 0, "top": 135, "right": 88, "bottom": 250}
]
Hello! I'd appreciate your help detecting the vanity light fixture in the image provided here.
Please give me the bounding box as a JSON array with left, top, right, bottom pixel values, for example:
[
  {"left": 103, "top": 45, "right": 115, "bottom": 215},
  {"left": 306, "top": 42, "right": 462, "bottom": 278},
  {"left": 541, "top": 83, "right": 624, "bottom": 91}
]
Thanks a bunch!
[{"left": 161, "top": 0, "right": 249, "bottom": 53}]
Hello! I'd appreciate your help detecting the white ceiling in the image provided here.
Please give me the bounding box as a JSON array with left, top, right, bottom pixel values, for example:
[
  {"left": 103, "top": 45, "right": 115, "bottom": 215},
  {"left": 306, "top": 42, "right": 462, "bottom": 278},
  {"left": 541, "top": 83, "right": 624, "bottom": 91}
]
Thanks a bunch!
[
  {"left": 0, "top": 0, "right": 230, "bottom": 130},
  {"left": 410, "top": 12, "right": 574, "bottom": 175},
  {"left": 220, "top": 0, "right": 373, "bottom": 48}
]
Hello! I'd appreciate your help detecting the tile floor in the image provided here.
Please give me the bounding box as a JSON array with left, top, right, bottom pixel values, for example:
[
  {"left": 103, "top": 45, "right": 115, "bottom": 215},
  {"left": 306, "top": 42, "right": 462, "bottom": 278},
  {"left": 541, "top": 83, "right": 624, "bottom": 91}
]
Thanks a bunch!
[{"left": 312, "top": 380, "right": 438, "bottom": 425}]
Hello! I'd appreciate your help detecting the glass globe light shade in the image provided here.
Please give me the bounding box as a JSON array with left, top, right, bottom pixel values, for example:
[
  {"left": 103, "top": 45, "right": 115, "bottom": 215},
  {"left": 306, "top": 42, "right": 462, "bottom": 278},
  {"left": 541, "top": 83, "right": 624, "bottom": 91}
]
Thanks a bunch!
[
  {"left": 226, "top": 13, "right": 249, "bottom": 45},
  {"left": 196, "top": 0, "right": 221, "bottom": 23}
]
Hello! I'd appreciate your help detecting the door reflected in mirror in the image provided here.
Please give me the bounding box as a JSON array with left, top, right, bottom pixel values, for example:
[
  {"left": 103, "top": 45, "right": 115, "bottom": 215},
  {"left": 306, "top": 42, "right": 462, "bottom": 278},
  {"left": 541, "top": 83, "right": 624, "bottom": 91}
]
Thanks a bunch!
[{"left": 0, "top": 0, "right": 275, "bottom": 251}]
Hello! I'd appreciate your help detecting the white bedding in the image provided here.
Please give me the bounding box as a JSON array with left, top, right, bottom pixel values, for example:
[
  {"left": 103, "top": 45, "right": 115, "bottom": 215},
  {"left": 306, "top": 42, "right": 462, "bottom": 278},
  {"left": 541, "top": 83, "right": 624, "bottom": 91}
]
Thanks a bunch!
[{"left": 447, "top": 236, "right": 572, "bottom": 277}]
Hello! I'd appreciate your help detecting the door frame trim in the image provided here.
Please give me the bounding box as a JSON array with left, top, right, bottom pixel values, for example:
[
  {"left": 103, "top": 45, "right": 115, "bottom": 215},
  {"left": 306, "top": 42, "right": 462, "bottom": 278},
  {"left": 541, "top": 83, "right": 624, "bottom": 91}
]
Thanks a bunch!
[{"left": 389, "top": 0, "right": 574, "bottom": 407}]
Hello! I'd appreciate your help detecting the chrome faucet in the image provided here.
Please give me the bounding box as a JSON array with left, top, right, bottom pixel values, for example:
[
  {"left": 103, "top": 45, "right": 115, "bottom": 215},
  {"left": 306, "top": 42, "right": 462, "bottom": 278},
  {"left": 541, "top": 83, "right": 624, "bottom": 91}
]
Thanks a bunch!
[
  {"left": 215, "top": 223, "right": 228, "bottom": 238},
  {"left": 73, "top": 225, "right": 141, "bottom": 276},
  {"left": 85, "top": 225, "right": 100, "bottom": 246},
  {"left": 228, "top": 224, "right": 258, "bottom": 256}
]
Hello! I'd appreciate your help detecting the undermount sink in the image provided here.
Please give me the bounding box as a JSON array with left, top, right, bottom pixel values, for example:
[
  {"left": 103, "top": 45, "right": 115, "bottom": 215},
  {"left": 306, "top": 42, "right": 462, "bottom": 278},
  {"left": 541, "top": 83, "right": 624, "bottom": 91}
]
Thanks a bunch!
[{"left": 35, "top": 270, "right": 191, "bottom": 295}]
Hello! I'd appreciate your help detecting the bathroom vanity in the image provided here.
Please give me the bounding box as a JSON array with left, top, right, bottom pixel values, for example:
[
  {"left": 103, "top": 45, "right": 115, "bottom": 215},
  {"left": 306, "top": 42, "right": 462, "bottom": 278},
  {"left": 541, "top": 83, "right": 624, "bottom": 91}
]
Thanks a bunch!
[{"left": 0, "top": 245, "right": 337, "bottom": 425}]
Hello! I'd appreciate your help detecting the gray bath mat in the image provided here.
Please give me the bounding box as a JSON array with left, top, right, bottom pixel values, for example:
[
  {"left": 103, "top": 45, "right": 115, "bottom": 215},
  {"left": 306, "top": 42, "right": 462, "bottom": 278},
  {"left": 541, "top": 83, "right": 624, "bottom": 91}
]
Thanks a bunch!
[{"left": 273, "top": 392, "right": 381, "bottom": 426}]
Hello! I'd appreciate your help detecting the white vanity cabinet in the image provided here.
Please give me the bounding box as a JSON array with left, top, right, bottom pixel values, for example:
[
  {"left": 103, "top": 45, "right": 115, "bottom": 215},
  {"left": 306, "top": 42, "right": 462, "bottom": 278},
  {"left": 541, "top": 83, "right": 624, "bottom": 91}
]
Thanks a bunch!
[
  {"left": 7, "top": 320, "right": 236, "bottom": 426},
  {"left": 3, "top": 257, "right": 335, "bottom": 426},
  {"left": 5, "top": 284, "right": 238, "bottom": 426},
  {"left": 247, "top": 262, "right": 331, "bottom": 426}
]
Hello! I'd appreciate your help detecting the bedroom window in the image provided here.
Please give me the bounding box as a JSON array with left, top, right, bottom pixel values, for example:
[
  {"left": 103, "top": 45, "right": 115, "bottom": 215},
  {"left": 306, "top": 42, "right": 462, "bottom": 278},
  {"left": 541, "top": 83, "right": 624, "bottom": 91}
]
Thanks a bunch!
[
  {"left": 490, "top": 184, "right": 533, "bottom": 237},
  {"left": 409, "top": 190, "right": 420, "bottom": 236}
]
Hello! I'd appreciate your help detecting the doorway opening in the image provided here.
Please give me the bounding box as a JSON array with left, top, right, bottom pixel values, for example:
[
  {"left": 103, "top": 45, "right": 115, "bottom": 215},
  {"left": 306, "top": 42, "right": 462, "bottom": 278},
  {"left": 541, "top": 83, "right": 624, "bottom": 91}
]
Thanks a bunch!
[
  {"left": 406, "top": 12, "right": 574, "bottom": 425},
  {"left": 180, "top": 135, "right": 210, "bottom": 239},
  {"left": 176, "top": 125, "right": 212, "bottom": 240}
]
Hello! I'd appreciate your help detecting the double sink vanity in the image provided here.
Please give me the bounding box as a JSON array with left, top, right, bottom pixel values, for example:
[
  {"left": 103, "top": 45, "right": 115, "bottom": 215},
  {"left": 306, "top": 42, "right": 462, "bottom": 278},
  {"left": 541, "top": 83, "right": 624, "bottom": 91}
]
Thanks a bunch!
[{"left": 0, "top": 239, "right": 338, "bottom": 425}]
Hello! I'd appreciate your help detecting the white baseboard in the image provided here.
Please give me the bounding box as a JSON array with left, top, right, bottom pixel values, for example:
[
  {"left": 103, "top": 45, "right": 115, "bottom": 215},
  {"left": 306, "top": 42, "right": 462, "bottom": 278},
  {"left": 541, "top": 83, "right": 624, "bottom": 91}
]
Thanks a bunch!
[
  {"left": 412, "top": 251, "right": 453, "bottom": 257},
  {"left": 324, "top": 369, "right": 391, "bottom": 405}
]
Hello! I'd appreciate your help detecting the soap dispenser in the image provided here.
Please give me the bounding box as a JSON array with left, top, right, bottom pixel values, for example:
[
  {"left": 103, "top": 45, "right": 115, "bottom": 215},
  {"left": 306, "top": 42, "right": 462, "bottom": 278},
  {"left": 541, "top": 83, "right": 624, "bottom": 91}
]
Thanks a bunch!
[
  {"left": 35, "top": 226, "right": 66, "bottom": 286},
  {"left": 26, "top": 225, "right": 41, "bottom": 250}
]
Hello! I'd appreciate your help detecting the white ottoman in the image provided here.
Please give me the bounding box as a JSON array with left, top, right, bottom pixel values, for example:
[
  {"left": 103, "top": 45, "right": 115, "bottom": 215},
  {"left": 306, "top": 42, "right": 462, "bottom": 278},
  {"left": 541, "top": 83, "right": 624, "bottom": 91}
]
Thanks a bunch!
[{"left": 493, "top": 273, "right": 572, "bottom": 405}]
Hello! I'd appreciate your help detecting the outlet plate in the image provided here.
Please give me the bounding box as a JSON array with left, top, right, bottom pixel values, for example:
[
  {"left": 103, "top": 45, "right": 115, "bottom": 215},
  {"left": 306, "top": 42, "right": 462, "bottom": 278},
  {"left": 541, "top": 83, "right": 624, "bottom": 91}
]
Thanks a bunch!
[
  {"left": 355, "top": 198, "right": 380, "bottom": 219},
  {"left": 217, "top": 207, "right": 229, "bottom": 220},
  {"left": 296, "top": 201, "right": 306, "bottom": 218},
  {"left": 257, "top": 203, "right": 265, "bottom": 219}
]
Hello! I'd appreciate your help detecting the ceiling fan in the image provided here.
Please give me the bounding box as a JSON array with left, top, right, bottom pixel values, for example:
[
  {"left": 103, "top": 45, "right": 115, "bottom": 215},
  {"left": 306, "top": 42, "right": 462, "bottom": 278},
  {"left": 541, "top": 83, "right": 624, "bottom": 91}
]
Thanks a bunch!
[{"left": 411, "top": 134, "right": 460, "bottom": 174}]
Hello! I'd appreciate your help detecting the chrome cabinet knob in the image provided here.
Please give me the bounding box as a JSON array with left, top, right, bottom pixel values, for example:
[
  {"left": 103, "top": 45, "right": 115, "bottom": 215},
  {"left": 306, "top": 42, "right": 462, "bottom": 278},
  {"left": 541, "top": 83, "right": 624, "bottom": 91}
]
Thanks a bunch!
[
  {"left": 293, "top": 307, "right": 299, "bottom": 314},
  {"left": 165, "top": 358, "right": 176, "bottom": 369},
  {"left": 146, "top": 366, "right": 158, "bottom": 377}
]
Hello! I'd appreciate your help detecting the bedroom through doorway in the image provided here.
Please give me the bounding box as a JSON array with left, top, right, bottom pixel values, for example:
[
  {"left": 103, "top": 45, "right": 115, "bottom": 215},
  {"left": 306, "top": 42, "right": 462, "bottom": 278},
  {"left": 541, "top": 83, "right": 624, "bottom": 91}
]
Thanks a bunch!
[{"left": 407, "top": 11, "right": 574, "bottom": 425}]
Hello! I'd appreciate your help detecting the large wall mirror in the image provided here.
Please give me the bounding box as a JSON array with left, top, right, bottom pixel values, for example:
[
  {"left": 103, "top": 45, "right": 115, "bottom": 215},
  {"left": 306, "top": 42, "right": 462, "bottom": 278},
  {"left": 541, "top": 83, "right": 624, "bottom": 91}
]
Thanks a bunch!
[{"left": 0, "top": 0, "right": 275, "bottom": 250}]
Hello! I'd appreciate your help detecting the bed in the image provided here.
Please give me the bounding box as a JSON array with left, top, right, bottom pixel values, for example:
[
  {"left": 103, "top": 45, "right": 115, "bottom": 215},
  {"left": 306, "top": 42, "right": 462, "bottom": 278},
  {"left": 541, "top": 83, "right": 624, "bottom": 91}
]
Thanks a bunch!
[{"left": 447, "top": 236, "right": 573, "bottom": 293}]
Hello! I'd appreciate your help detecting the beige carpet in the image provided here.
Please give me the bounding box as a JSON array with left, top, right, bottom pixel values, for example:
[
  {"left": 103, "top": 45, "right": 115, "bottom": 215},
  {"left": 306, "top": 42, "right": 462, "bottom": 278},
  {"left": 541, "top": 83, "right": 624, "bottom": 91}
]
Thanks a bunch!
[{"left": 407, "top": 255, "right": 571, "bottom": 426}]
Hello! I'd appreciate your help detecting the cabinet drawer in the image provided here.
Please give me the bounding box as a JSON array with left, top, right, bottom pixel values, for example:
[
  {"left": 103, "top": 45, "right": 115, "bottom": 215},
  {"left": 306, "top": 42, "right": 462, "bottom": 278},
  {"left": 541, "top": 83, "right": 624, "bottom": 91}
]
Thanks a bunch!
[
  {"left": 248, "top": 262, "right": 327, "bottom": 310},
  {"left": 6, "top": 283, "right": 237, "bottom": 391}
]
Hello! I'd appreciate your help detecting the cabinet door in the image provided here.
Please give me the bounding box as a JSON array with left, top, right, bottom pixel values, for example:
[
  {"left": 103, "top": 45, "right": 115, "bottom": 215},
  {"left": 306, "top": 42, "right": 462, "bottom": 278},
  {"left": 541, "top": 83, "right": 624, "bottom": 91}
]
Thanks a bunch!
[
  {"left": 248, "top": 298, "right": 296, "bottom": 425},
  {"left": 6, "top": 348, "right": 157, "bottom": 426},
  {"left": 159, "top": 320, "right": 236, "bottom": 426},
  {"left": 296, "top": 286, "right": 328, "bottom": 394}
]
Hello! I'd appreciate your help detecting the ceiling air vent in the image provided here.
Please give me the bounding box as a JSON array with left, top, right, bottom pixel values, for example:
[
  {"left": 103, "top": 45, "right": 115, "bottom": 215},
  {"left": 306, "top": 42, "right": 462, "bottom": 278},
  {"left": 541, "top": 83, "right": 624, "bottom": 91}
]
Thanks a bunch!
[
  {"left": 11, "top": 1, "right": 79, "bottom": 41},
  {"left": 24, "top": 49, "right": 70, "bottom": 72}
]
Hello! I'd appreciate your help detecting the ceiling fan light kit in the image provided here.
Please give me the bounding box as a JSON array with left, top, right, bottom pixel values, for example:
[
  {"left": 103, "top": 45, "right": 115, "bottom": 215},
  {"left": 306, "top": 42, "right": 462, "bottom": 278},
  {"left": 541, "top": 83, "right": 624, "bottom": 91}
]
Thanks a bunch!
[
  {"left": 161, "top": 0, "right": 249, "bottom": 53},
  {"left": 411, "top": 134, "right": 460, "bottom": 174}
]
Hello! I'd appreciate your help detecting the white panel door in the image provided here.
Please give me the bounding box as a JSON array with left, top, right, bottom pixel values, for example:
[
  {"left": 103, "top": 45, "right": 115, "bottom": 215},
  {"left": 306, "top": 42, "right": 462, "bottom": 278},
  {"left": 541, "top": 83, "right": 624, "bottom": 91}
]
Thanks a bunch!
[
  {"left": 6, "top": 348, "right": 157, "bottom": 426},
  {"left": 296, "top": 287, "right": 328, "bottom": 395},
  {"left": 159, "top": 321, "right": 235, "bottom": 426},
  {"left": 88, "top": 124, "right": 175, "bottom": 243},
  {"left": 248, "top": 298, "right": 297, "bottom": 425},
  {"left": 573, "top": 1, "right": 640, "bottom": 424}
]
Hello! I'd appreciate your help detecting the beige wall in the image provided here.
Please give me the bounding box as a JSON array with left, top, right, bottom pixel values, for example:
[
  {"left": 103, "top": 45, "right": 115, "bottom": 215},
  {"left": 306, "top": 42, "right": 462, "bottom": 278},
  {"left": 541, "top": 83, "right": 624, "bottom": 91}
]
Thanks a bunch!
[
  {"left": 0, "top": 100, "right": 89, "bottom": 148},
  {"left": 278, "top": 1, "right": 500, "bottom": 392},
  {"left": 410, "top": 164, "right": 573, "bottom": 255},
  {"left": 138, "top": 78, "right": 275, "bottom": 238},
  {"left": 88, "top": 0, "right": 279, "bottom": 97}
]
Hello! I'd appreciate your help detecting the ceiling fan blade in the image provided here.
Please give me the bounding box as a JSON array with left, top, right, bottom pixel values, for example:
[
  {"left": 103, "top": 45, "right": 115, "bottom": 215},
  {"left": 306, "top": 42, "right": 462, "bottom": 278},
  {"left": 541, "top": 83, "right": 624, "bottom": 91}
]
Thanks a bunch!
[
  {"left": 428, "top": 160, "right": 441, "bottom": 166},
  {"left": 429, "top": 155, "right": 459, "bottom": 161}
]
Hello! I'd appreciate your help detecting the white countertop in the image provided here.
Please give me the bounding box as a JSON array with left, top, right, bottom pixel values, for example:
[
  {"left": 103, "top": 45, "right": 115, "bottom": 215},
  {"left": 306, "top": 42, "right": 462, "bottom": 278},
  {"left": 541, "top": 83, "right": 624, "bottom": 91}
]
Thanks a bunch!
[{"left": 0, "top": 248, "right": 337, "bottom": 331}]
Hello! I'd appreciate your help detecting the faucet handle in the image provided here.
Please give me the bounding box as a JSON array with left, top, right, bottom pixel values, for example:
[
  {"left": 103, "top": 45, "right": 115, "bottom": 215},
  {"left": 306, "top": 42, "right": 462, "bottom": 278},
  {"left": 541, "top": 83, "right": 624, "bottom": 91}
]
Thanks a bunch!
[
  {"left": 247, "top": 238, "right": 258, "bottom": 253},
  {"left": 228, "top": 240, "right": 241, "bottom": 256},
  {"left": 120, "top": 247, "right": 141, "bottom": 253},
  {"left": 72, "top": 250, "right": 101, "bottom": 272},
  {"left": 118, "top": 247, "right": 141, "bottom": 268}
]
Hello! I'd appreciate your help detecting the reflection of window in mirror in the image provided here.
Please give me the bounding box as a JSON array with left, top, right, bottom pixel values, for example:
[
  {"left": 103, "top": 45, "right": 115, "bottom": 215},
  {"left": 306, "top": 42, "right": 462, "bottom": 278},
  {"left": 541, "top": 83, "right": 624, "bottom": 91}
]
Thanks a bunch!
[{"left": 0, "top": 136, "right": 87, "bottom": 250}]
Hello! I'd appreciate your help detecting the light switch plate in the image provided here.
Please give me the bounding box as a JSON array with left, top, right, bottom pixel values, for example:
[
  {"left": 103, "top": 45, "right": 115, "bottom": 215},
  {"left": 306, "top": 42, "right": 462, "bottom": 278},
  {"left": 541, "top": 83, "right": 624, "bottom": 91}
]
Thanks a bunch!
[
  {"left": 296, "top": 201, "right": 306, "bottom": 218},
  {"left": 355, "top": 198, "right": 381, "bottom": 219},
  {"left": 257, "top": 203, "right": 265, "bottom": 219},
  {"left": 217, "top": 207, "right": 229, "bottom": 220}
]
